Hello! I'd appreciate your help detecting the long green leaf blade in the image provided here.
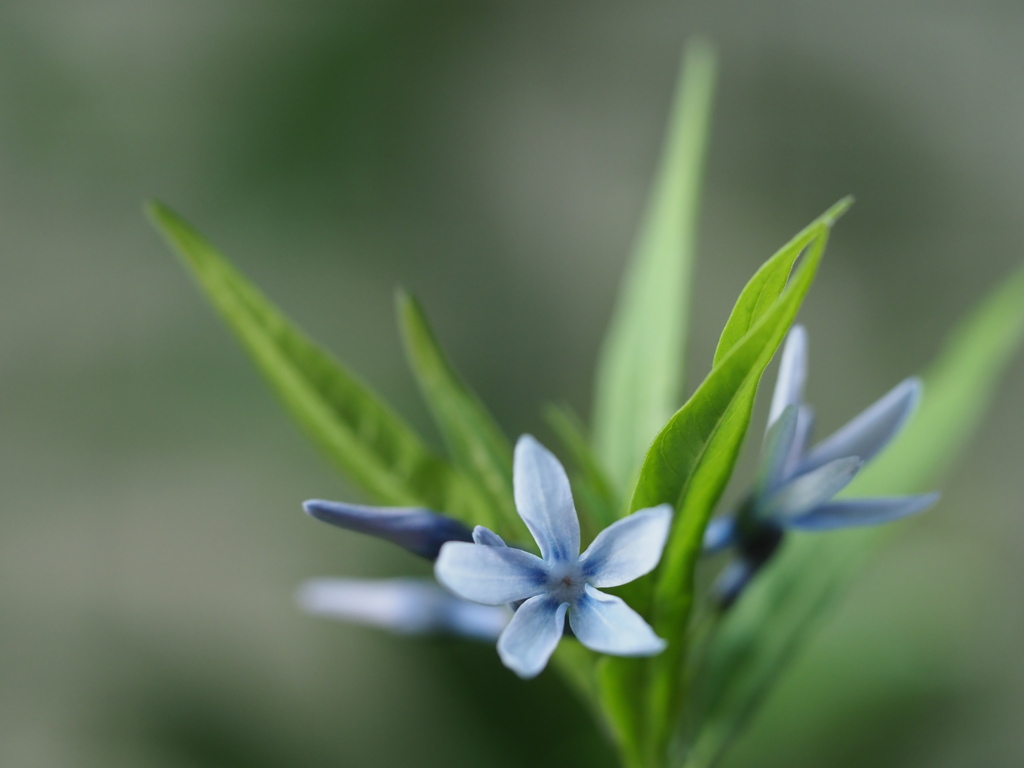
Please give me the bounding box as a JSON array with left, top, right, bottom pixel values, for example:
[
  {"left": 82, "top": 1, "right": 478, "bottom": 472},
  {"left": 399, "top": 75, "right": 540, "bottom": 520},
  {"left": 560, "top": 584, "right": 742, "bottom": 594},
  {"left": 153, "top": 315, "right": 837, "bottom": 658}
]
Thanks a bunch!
[
  {"left": 638, "top": 219, "right": 835, "bottom": 755},
  {"left": 148, "top": 202, "right": 480, "bottom": 520},
  {"left": 592, "top": 41, "right": 717, "bottom": 496},
  {"left": 395, "top": 289, "right": 517, "bottom": 532},
  {"left": 689, "top": 260, "right": 1024, "bottom": 768},
  {"left": 712, "top": 197, "right": 852, "bottom": 365},
  {"left": 596, "top": 204, "right": 845, "bottom": 764}
]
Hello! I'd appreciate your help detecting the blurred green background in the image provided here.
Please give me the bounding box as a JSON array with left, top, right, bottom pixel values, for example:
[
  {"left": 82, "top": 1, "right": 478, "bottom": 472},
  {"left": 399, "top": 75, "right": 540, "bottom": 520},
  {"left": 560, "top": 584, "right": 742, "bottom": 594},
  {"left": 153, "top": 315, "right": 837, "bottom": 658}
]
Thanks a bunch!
[{"left": 3, "top": 1, "right": 1024, "bottom": 766}]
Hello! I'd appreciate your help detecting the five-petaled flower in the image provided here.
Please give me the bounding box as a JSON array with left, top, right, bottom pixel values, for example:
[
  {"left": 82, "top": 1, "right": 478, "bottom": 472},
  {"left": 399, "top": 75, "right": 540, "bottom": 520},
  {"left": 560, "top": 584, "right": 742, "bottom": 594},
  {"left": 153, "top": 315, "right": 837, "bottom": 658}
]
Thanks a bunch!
[
  {"left": 704, "top": 324, "right": 940, "bottom": 606},
  {"left": 435, "top": 435, "right": 672, "bottom": 679}
]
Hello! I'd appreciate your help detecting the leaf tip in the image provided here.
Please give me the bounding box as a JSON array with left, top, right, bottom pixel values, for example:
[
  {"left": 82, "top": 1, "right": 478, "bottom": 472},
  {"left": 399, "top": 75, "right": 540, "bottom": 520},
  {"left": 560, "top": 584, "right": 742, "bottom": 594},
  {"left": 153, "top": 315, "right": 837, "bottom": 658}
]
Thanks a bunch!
[
  {"left": 393, "top": 285, "right": 412, "bottom": 310},
  {"left": 682, "top": 36, "right": 718, "bottom": 71},
  {"left": 144, "top": 199, "right": 176, "bottom": 227},
  {"left": 394, "top": 286, "right": 425, "bottom": 330},
  {"left": 822, "top": 196, "right": 855, "bottom": 227}
]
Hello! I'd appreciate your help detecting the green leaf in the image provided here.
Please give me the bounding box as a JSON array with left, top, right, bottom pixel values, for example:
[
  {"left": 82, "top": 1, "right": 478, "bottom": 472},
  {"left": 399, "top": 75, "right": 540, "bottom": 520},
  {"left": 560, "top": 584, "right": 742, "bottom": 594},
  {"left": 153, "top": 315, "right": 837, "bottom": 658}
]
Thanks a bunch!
[
  {"left": 395, "top": 289, "right": 517, "bottom": 533},
  {"left": 597, "top": 656, "right": 652, "bottom": 768},
  {"left": 596, "top": 203, "right": 845, "bottom": 766},
  {"left": 638, "top": 215, "right": 837, "bottom": 757},
  {"left": 712, "top": 197, "right": 852, "bottom": 365},
  {"left": 148, "top": 202, "right": 482, "bottom": 521},
  {"left": 592, "top": 41, "right": 717, "bottom": 497},
  {"left": 687, "top": 260, "right": 1024, "bottom": 768}
]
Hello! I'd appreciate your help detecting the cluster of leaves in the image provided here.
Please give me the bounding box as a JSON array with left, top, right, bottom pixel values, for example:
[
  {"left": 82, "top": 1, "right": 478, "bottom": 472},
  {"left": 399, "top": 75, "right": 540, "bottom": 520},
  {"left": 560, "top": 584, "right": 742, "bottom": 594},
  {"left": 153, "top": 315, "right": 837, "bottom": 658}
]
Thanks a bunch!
[{"left": 149, "top": 42, "right": 1024, "bottom": 768}]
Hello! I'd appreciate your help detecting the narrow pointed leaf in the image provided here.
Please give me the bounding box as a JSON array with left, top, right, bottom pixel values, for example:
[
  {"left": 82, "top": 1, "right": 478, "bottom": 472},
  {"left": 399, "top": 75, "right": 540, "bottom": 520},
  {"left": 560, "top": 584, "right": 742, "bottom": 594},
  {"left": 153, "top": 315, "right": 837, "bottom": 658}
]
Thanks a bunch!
[
  {"left": 396, "top": 289, "right": 517, "bottom": 531},
  {"left": 691, "top": 259, "right": 1024, "bottom": 768},
  {"left": 713, "top": 199, "right": 852, "bottom": 365},
  {"left": 636, "top": 212, "right": 838, "bottom": 753},
  {"left": 592, "top": 41, "right": 717, "bottom": 496},
  {"left": 598, "top": 202, "right": 844, "bottom": 759},
  {"left": 148, "top": 202, "right": 483, "bottom": 522}
]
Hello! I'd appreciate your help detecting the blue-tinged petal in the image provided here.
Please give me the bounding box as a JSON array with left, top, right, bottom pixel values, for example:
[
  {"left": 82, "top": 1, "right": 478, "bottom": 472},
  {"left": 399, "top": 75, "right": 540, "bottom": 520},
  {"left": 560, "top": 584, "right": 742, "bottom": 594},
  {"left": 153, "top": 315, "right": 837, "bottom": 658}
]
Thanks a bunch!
[
  {"left": 296, "top": 577, "right": 510, "bottom": 640},
  {"left": 497, "top": 595, "right": 567, "bottom": 678},
  {"left": 568, "top": 585, "right": 666, "bottom": 656},
  {"left": 799, "top": 377, "right": 922, "bottom": 475},
  {"left": 472, "top": 526, "right": 507, "bottom": 547},
  {"left": 781, "top": 405, "right": 816, "bottom": 480},
  {"left": 783, "top": 492, "right": 940, "bottom": 531},
  {"left": 578, "top": 504, "right": 672, "bottom": 587},
  {"left": 435, "top": 541, "right": 547, "bottom": 604},
  {"left": 768, "top": 325, "right": 808, "bottom": 428},
  {"left": 513, "top": 435, "right": 581, "bottom": 563},
  {"left": 754, "top": 405, "right": 799, "bottom": 496},
  {"left": 703, "top": 516, "right": 736, "bottom": 553},
  {"left": 712, "top": 559, "right": 756, "bottom": 608},
  {"left": 760, "top": 456, "right": 862, "bottom": 520},
  {"left": 303, "top": 499, "right": 473, "bottom": 560}
]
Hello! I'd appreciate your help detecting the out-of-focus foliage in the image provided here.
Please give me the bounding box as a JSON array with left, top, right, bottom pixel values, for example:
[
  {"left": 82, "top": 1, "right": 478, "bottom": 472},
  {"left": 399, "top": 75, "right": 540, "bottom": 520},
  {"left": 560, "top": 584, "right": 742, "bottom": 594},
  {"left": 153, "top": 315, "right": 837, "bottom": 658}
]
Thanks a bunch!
[
  {"left": 149, "top": 203, "right": 490, "bottom": 524},
  {"left": 4, "top": 3, "right": 1024, "bottom": 768},
  {"left": 592, "top": 42, "right": 715, "bottom": 497},
  {"left": 691, "top": 258, "right": 1024, "bottom": 767}
]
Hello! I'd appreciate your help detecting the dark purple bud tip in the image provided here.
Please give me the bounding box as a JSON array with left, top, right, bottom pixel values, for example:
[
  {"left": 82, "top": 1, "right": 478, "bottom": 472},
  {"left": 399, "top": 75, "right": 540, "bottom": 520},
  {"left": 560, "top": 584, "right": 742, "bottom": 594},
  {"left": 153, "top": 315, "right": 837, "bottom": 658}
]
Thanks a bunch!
[
  {"left": 302, "top": 499, "right": 474, "bottom": 560},
  {"left": 713, "top": 558, "right": 758, "bottom": 610}
]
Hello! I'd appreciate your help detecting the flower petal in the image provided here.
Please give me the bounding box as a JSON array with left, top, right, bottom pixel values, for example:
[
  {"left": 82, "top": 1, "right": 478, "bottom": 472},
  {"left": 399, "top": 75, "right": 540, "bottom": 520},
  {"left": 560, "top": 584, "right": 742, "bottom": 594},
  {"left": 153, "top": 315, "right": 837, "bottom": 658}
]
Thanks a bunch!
[
  {"left": 702, "top": 516, "right": 736, "bottom": 553},
  {"left": 496, "top": 595, "right": 568, "bottom": 678},
  {"left": 303, "top": 499, "right": 473, "bottom": 560},
  {"left": 712, "top": 559, "right": 757, "bottom": 608},
  {"left": 296, "top": 577, "right": 510, "bottom": 640},
  {"left": 760, "top": 456, "right": 862, "bottom": 520},
  {"left": 768, "top": 325, "right": 808, "bottom": 428},
  {"left": 472, "top": 526, "right": 507, "bottom": 547},
  {"left": 781, "top": 405, "right": 816, "bottom": 479},
  {"left": 578, "top": 504, "right": 672, "bottom": 587},
  {"left": 783, "top": 493, "right": 940, "bottom": 531},
  {"left": 799, "top": 377, "right": 921, "bottom": 475},
  {"left": 513, "top": 435, "right": 580, "bottom": 562},
  {"left": 754, "top": 405, "right": 799, "bottom": 496},
  {"left": 435, "top": 541, "right": 547, "bottom": 604},
  {"left": 569, "top": 585, "right": 666, "bottom": 656}
]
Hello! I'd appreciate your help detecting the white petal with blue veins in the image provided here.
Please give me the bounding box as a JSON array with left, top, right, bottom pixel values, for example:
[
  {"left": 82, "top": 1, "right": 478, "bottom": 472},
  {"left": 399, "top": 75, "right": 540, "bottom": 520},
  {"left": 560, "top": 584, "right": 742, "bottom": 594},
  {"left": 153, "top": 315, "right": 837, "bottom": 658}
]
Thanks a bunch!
[
  {"left": 783, "top": 493, "right": 940, "bottom": 531},
  {"left": 578, "top": 505, "right": 672, "bottom": 588},
  {"left": 755, "top": 405, "right": 800, "bottom": 495},
  {"left": 435, "top": 541, "right": 547, "bottom": 604},
  {"left": 513, "top": 435, "right": 581, "bottom": 563},
  {"left": 297, "top": 577, "right": 510, "bottom": 639},
  {"left": 569, "top": 585, "right": 666, "bottom": 656},
  {"left": 497, "top": 595, "right": 568, "bottom": 679},
  {"left": 768, "top": 325, "right": 808, "bottom": 428},
  {"left": 762, "top": 456, "right": 862, "bottom": 520},
  {"left": 472, "top": 525, "right": 507, "bottom": 547},
  {"left": 800, "top": 377, "right": 921, "bottom": 475}
]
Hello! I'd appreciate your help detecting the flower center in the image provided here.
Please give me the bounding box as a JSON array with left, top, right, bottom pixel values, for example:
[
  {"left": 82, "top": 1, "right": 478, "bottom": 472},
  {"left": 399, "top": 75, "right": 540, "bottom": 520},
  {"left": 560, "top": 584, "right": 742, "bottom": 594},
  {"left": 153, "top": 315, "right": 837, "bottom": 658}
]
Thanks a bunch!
[{"left": 546, "top": 562, "right": 586, "bottom": 603}]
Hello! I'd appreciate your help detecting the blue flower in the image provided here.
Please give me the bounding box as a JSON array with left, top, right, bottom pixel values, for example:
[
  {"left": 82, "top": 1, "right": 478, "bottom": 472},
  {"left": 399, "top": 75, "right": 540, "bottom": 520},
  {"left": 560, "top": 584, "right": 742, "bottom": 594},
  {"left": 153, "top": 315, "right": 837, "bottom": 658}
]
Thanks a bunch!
[
  {"left": 302, "top": 499, "right": 474, "bottom": 560},
  {"left": 704, "top": 325, "right": 940, "bottom": 605},
  {"left": 297, "top": 577, "right": 509, "bottom": 640},
  {"left": 435, "top": 435, "right": 672, "bottom": 679},
  {"left": 298, "top": 500, "right": 502, "bottom": 639}
]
